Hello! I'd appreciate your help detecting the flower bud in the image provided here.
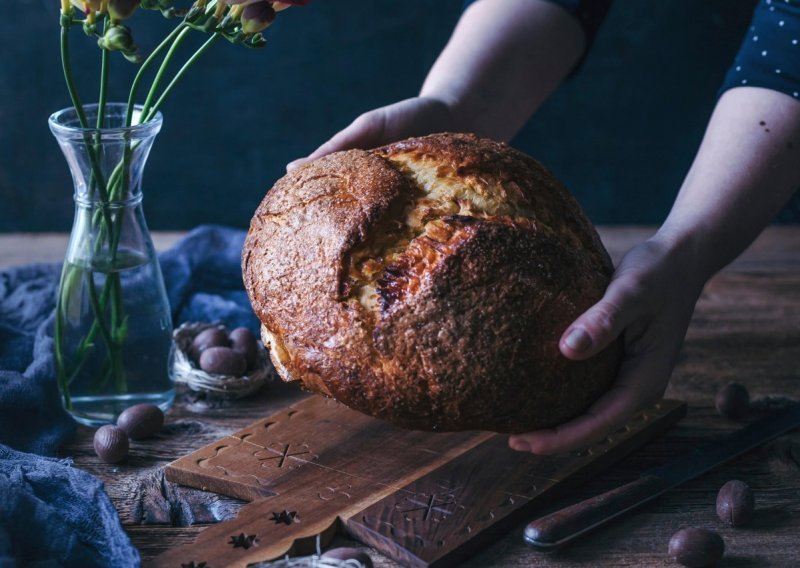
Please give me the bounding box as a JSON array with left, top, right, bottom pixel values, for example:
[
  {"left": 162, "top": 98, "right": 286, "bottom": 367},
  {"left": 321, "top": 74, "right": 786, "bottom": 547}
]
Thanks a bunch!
[
  {"left": 98, "top": 24, "right": 141, "bottom": 62},
  {"left": 83, "top": 18, "right": 97, "bottom": 35},
  {"left": 272, "top": 0, "right": 310, "bottom": 10},
  {"left": 240, "top": 0, "right": 275, "bottom": 34},
  {"left": 108, "top": 0, "right": 140, "bottom": 20},
  {"left": 245, "top": 32, "right": 266, "bottom": 48},
  {"left": 122, "top": 51, "right": 143, "bottom": 64}
]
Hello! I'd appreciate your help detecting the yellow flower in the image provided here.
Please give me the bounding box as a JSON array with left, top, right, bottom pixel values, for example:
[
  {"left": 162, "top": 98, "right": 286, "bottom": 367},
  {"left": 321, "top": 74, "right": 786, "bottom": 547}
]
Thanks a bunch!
[{"left": 69, "top": 0, "right": 103, "bottom": 12}]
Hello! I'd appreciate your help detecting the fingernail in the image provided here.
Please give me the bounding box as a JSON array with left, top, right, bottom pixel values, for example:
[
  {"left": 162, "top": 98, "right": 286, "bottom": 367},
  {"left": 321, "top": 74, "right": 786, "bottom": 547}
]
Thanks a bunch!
[
  {"left": 509, "top": 439, "right": 531, "bottom": 453},
  {"left": 564, "top": 328, "right": 592, "bottom": 352},
  {"left": 285, "top": 159, "right": 302, "bottom": 172}
]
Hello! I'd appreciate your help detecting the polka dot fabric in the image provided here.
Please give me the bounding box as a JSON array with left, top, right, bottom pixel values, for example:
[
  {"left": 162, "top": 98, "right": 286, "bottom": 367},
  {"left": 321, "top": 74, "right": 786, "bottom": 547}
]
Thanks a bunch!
[{"left": 721, "top": 0, "right": 800, "bottom": 100}]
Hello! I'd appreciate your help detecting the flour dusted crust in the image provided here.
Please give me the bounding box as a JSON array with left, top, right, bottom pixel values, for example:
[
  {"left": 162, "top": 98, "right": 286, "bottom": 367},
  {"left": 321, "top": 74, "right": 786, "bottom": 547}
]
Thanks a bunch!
[{"left": 243, "top": 133, "right": 621, "bottom": 433}]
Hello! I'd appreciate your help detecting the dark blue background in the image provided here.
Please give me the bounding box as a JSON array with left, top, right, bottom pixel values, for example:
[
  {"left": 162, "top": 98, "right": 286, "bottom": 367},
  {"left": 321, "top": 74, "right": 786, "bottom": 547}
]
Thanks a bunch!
[{"left": 0, "top": 0, "right": 761, "bottom": 231}]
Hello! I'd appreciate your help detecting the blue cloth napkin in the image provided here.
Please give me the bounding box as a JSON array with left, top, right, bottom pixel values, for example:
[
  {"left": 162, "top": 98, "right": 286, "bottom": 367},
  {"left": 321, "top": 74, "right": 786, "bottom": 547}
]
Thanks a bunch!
[
  {"left": 0, "top": 446, "right": 140, "bottom": 568},
  {"left": 0, "top": 225, "right": 255, "bottom": 567}
]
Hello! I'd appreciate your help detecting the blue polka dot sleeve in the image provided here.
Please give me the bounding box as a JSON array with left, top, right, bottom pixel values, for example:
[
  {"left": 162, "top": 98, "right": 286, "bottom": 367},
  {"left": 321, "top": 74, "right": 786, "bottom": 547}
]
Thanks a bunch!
[{"left": 721, "top": 0, "right": 800, "bottom": 100}]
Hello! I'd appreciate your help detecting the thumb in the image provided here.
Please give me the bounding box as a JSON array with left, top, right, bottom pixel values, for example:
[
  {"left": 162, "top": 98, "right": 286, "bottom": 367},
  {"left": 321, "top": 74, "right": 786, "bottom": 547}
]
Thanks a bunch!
[
  {"left": 560, "top": 282, "right": 638, "bottom": 360},
  {"left": 287, "top": 111, "right": 386, "bottom": 172}
]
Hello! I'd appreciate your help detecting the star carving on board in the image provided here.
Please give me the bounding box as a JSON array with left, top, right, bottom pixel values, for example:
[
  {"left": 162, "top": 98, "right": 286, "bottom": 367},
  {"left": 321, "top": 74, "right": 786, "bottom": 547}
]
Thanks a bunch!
[
  {"left": 229, "top": 533, "right": 258, "bottom": 550},
  {"left": 270, "top": 509, "right": 299, "bottom": 525}
]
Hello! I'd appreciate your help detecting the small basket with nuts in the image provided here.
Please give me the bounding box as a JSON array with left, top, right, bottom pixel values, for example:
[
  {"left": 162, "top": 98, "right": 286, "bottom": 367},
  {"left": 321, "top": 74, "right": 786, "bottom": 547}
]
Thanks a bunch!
[{"left": 171, "top": 322, "right": 273, "bottom": 399}]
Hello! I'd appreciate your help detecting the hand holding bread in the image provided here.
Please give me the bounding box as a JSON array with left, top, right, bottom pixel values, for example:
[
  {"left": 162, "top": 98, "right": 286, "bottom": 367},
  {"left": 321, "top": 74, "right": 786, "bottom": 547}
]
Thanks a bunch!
[{"left": 245, "top": 133, "right": 622, "bottom": 434}]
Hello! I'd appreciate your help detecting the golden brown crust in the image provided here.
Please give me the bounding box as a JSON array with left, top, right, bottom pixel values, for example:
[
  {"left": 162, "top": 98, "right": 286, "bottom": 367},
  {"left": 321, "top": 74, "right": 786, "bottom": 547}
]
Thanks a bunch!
[{"left": 243, "top": 133, "right": 621, "bottom": 433}]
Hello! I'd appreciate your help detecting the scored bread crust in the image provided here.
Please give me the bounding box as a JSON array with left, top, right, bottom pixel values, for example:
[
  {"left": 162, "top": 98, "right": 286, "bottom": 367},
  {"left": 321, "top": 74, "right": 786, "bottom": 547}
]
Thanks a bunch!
[{"left": 243, "top": 133, "right": 621, "bottom": 433}]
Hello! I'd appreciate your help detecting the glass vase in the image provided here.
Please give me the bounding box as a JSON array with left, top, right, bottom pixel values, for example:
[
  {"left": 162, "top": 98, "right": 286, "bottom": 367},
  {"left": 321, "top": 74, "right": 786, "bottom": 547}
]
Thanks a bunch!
[{"left": 49, "top": 103, "right": 174, "bottom": 426}]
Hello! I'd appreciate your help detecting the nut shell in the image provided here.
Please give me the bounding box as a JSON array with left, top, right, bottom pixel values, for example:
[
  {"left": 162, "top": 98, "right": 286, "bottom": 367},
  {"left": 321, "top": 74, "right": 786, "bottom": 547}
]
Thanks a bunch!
[
  {"left": 93, "top": 425, "right": 129, "bottom": 464},
  {"left": 243, "top": 133, "right": 621, "bottom": 432},
  {"left": 321, "top": 547, "right": 373, "bottom": 567},
  {"left": 117, "top": 403, "right": 165, "bottom": 440},
  {"left": 191, "top": 326, "right": 230, "bottom": 359},
  {"left": 715, "top": 383, "right": 750, "bottom": 420},
  {"left": 668, "top": 528, "right": 725, "bottom": 567},
  {"left": 716, "top": 480, "right": 755, "bottom": 527},
  {"left": 230, "top": 327, "right": 260, "bottom": 370},
  {"left": 199, "top": 346, "right": 248, "bottom": 376}
]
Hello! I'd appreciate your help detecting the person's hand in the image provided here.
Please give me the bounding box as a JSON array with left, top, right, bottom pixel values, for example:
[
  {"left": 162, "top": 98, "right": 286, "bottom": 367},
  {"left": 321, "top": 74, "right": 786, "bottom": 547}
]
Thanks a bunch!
[
  {"left": 286, "top": 96, "right": 456, "bottom": 171},
  {"left": 509, "top": 233, "right": 707, "bottom": 455}
]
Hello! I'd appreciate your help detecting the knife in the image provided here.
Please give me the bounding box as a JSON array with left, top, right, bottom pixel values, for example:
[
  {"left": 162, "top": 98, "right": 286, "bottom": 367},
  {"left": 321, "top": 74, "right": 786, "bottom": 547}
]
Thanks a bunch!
[{"left": 524, "top": 402, "right": 800, "bottom": 549}]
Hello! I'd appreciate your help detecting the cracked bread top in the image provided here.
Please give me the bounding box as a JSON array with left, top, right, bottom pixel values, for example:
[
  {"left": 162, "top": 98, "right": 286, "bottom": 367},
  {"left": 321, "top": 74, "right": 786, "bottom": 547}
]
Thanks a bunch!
[{"left": 243, "top": 133, "right": 621, "bottom": 433}]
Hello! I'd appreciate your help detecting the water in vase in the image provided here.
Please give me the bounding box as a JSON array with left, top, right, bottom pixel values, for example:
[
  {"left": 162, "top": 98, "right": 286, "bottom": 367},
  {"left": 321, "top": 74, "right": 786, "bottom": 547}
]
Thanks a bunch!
[{"left": 57, "top": 250, "right": 174, "bottom": 426}]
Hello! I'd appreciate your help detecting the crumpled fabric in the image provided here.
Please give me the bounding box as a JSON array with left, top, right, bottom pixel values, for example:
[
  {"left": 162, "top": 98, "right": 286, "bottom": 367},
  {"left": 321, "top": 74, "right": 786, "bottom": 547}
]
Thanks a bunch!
[
  {"left": 0, "top": 225, "right": 256, "bottom": 567},
  {"left": 0, "top": 445, "right": 140, "bottom": 568}
]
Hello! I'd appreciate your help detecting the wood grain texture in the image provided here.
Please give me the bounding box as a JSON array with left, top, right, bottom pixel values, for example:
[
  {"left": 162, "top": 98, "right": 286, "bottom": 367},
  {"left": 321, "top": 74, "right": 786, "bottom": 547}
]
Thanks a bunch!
[
  {"left": 164, "top": 396, "right": 490, "bottom": 503},
  {"left": 39, "top": 227, "right": 800, "bottom": 567},
  {"left": 152, "top": 396, "right": 495, "bottom": 567},
  {"left": 150, "top": 398, "right": 684, "bottom": 567},
  {"left": 0, "top": 232, "right": 184, "bottom": 268},
  {"left": 344, "top": 402, "right": 684, "bottom": 568}
]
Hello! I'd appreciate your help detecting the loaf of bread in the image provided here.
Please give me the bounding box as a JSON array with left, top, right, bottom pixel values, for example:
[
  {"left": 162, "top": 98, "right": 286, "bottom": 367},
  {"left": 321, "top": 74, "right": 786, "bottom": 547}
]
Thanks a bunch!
[{"left": 242, "top": 133, "right": 621, "bottom": 433}]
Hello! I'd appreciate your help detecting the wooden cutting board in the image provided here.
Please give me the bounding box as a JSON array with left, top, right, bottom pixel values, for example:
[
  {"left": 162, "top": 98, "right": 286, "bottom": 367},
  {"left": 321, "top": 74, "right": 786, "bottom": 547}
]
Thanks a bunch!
[{"left": 151, "top": 395, "right": 686, "bottom": 568}]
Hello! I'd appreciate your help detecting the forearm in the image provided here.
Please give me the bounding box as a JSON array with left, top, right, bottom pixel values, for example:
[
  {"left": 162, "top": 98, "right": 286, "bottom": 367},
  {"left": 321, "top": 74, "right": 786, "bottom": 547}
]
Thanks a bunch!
[
  {"left": 420, "top": 0, "right": 586, "bottom": 141},
  {"left": 659, "top": 87, "right": 800, "bottom": 278}
]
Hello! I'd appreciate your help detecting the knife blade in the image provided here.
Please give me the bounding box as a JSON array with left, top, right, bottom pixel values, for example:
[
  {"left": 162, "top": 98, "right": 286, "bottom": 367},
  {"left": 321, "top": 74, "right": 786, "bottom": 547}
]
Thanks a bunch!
[{"left": 523, "top": 402, "right": 800, "bottom": 549}]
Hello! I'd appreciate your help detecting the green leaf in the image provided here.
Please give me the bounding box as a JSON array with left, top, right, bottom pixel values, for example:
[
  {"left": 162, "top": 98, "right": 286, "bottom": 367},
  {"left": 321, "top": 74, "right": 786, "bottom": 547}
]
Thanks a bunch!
[{"left": 113, "top": 315, "right": 130, "bottom": 344}]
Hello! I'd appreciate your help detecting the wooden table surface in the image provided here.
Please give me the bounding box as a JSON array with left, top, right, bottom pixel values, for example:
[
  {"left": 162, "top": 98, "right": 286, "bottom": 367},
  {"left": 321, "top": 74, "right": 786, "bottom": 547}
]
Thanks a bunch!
[{"left": 2, "top": 227, "right": 799, "bottom": 567}]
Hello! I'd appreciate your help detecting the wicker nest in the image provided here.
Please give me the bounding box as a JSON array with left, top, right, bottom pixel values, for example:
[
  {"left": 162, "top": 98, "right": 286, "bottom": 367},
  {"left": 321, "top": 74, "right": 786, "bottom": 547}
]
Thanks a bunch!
[{"left": 171, "top": 321, "right": 273, "bottom": 399}]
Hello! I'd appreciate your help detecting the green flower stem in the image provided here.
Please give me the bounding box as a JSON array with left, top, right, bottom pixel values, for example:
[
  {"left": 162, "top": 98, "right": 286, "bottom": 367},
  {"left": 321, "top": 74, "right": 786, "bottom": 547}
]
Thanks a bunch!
[
  {"left": 54, "top": 262, "right": 83, "bottom": 409},
  {"left": 62, "top": 17, "right": 113, "bottom": 219},
  {"left": 144, "top": 32, "right": 220, "bottom": 123},
  {"left": 61, "top": 16, "right": 111, "bottom": 211},
  {"left": 60, "top": 255, "right": 127, "bottom": 393},
  {"left": 90, "top": 16, "right": 111, "bottom": 249},
  {"left": 82, "top": 279, "right": 114, "bottom": 347},
  {"left": 54, "top": 309, "right": 67, "bottom": 406},
  {"left": 65, "top": 275, "right": 115, "bottom": 387},
  {"left": 106, "top": 29, "right": 222, "bottom": 242},
  {"left": 97, "top": 159, "right": 127, "bottom": 207},
  {"left": 60, "top": 21, "right": 89, "bottom": 129},
  {"left": 57, "top": 17, "right": 224, "bottom": 406},
  {"left": 140, "top": 26, "right": 193, "bottom": 122},
  {"left": 58, "top": 17, "right": 126, "bottom": 401},
  {"left": 97, "top": 18, "right": 110, "bottom": 129},
  {"left": 126, "top": 22, "right": 188, "bottom": 127},
  {"left": 85, "top": 268, "right": 115, "bottom": 351},
  {"left": 110, "top": 277, "right": 126, "bottom": 393}
]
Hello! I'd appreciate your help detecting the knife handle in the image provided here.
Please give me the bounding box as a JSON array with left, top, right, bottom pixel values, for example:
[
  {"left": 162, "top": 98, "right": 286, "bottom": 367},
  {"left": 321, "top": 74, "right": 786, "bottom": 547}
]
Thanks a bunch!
[{"left": 524, "top": 475, "right": 670, "bottom": 548}]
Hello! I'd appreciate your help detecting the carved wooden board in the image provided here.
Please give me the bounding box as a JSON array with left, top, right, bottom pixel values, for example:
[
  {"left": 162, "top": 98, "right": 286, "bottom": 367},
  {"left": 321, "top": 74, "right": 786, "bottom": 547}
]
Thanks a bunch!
[{"left": 151, "top": 396, "right": 686, "bottom": 568}]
